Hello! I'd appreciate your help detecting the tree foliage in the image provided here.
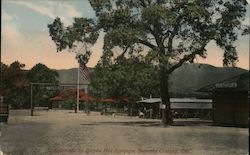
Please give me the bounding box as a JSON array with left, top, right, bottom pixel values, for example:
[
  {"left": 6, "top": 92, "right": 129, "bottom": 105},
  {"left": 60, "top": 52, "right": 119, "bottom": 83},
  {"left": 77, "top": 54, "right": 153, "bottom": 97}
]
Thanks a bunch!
[
  {"left": 89, "top": 0, "right": 247, "bottom": 67},
  {"left": 1, "top": 61, "right": 29, "bottom": 108},
  {"left": 48, "top": 17, "right": 99, "bottom": 65},
  {"left": 28, "top": 63, "right": 59, "bottom": 107},
  {"left": 1, "top": 62, "right": 61, "bottom": 109},
  {"left": 27, "top": 63, "right": 59, "bottom": 83},
  {"left": 89, "top": 56, "right": 159, "bottom": 101}
]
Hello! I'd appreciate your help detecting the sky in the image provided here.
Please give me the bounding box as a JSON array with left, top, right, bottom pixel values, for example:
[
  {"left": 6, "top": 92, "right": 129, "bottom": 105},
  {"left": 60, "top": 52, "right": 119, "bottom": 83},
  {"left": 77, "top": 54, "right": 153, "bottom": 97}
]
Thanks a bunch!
[{"left": 1, "top": 0, "right": 250, "bottom": 70}]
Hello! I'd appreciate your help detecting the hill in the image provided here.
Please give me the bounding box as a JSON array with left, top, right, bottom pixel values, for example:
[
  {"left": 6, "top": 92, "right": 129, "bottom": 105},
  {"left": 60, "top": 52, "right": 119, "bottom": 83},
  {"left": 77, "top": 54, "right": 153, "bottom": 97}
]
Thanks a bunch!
[
  {"left": 57, "top": 68, "right": 94, "bottom": 84},
  {"left": 169, "top": 63, "right": 248, "bottom": 93},
  {"left": 56, "top": 64, "right": 248, "bottom": 94}
]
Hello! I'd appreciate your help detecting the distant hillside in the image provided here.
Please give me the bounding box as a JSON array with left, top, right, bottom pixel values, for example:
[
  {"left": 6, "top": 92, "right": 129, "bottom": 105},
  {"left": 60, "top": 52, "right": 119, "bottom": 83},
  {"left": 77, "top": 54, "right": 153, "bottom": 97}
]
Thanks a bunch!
[
  {"left": 56, "top": 64, "right": 248, "bottom": 93},
  {"left": 57, "top": 68, "right": 94, "bottom": 84},
  {"left": 169, "top": 63, "right": 248, "bottom": 93}
]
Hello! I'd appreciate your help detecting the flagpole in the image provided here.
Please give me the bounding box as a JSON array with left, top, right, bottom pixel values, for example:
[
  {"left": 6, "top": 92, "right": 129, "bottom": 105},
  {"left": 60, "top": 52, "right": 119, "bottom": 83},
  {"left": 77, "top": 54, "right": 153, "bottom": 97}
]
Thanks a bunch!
[{"left": 77, "top": 63, "right": 80, "bottom": 113}]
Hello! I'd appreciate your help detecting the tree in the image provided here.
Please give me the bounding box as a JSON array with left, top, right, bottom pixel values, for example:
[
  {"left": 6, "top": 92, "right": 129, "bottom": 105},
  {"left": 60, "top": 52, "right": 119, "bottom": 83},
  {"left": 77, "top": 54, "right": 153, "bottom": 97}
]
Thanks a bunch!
[
  {"left": 89, "top": 56, "right": 160, "bottom": 116},
  {"left": 1, "top": 61, "right": 29, "bottom": 108},
  {"left": 27, "top": 63, "right": 59, "bottom": 107},
  {"left": 49, "top": 0, "right": 247, "bottom": 125},
  {"left": 90, "top": 56, "right": 159, "bottom": 101},
  {"left": 90, "top": 0, "right": 248, "bottom": 125}
]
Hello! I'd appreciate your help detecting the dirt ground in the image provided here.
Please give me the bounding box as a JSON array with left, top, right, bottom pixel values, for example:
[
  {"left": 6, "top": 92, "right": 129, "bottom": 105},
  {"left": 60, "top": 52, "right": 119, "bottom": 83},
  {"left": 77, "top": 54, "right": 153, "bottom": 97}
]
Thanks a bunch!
[{"left": 0, "top": 110, "right": 248, "bottom": 155}]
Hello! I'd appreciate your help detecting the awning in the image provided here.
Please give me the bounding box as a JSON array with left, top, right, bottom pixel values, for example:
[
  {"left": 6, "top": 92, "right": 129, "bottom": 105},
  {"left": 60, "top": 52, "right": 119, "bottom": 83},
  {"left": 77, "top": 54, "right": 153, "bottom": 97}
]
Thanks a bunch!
[
  {"left": 80, "top": 95, "right": 95, "bottom": 102},
  {"left": 50, "top": 96, "right": 64, "bottom": 101},
  {"left": 137, "top": 98, "right": 212, "bottom": 104},
  {"left": 99, "top": 98, "right": 115, "bottom": 103},
  {"left": 137, "top": 98, "right": 212, "bottom": 109},
  {"left": 50, "top": 89, "right": 96, "bottom": 102}
]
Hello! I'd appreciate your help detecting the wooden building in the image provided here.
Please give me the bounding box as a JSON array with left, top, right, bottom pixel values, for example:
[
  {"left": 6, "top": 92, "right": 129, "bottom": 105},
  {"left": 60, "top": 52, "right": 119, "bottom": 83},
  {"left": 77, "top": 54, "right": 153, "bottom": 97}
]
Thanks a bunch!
[
  {"left": 49, "top": 89, "right": 95, "bottom": 110},
  {"left": 137, "top": 98, "right": 212, "bottom": 119},
  {"left": 199, "top": 72, "right": 249, "bottom": 127},
  {"left": 98, "top": 96, "right": 129, "bottom": 115}
]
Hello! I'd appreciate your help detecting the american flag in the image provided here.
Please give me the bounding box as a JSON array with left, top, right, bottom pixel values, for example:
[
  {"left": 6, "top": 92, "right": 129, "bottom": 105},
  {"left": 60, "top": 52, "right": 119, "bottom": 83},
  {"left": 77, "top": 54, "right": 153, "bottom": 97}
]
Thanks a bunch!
[{"left": 79, "top": 65, "right": 90, "bottom": 81}]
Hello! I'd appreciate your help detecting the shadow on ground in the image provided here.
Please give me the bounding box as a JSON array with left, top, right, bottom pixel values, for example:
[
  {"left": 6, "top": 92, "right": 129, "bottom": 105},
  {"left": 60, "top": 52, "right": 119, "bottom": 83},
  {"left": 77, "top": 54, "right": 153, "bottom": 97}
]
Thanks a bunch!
[{"left": 80, "top": 119, "right": 213, "bottom": 127}]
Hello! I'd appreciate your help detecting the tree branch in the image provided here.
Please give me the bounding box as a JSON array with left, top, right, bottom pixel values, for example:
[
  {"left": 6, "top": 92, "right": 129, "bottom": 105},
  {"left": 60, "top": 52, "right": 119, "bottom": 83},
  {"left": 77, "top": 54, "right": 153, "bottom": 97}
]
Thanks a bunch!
[
  {"left": 167, "top": 45, "right": 206, "bottom": 74},
  {"left": 167, "top": 15, "right": 183, "bottom": 54},
  {"left": 139, "top": 0, "right": 147, "bottom": 7},
  {"left": 138, "top": 39, "right": 157, "bottom": 50},
  {"left": 117, "top": 45, "right": 129, "bottom": 59},
  {"left": 162, "top": 30, "right": 171, "bottom": 42}
]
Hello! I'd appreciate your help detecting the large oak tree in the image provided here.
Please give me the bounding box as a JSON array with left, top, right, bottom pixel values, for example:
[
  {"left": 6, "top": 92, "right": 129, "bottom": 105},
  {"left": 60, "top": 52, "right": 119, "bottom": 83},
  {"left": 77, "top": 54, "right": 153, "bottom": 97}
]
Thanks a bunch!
[{"left": 48, "top": 0, "right": 248, "bottom": 125}]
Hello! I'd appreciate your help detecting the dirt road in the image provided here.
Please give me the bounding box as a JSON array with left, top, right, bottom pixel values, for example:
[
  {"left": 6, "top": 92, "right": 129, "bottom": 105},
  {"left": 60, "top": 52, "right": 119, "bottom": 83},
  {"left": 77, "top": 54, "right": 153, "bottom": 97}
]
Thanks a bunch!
[{"left": 0, "top": 110, "right": 248, "bottom": 155}]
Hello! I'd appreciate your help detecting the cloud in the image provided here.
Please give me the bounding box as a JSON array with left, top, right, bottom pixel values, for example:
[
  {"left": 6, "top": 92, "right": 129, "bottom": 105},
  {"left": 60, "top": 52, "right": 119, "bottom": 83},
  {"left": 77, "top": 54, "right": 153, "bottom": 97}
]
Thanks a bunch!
[
  {"left": 15, "top": 1, "right": 54, "bottom": 18},
  {"left": 2, "top": 24, "right": 78, "bottom": 69},
  {"left": 9, "top": 1, "right": 82, "bottom": 25},
  {"left": 1, "top": 22, "right": 101, "bottom": 70},
  {"left": 242, "top": 17, "right": 249, "bottom": 26},
  {"left": 197, "top": 40, "right": 249, "bottom": 70},
  {"left": 2, "top": 9, "right": 16, "bottom": 22},
  {"left": 1, "top": 1, "right": 100, "bottom": 69},
  {"left": 2, "top": 10, "right": 13, "bottom": 21}
]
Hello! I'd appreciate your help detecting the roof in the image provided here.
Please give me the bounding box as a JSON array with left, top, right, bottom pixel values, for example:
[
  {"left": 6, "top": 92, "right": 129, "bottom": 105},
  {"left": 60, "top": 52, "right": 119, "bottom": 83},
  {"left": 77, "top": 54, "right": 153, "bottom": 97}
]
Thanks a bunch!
[
  {"left": 110, "top": 96, "right": 129, "bottom": 102},
  {"left": 171, "top": 102, "right": 212, "bottom": 109},
  {"left": 50, "top": 96, "right": 64, "bottom": 101},
  {"left": 137, "top": 98, "right": 212, "bottom": 103},
  {"left": 79, "top": 95, "right": 95, "bottom": 102},
  {"left": 98, "top": 96, "right": 129, "bottom": 103},
  {"left": 99, "top": 98, "right": 115, "bottom": 103},
  {"left": 137, "top": 98, "right": 212, "bottom": 109},
  {"left": 50, "top": 89, "right": 96, "bottom": 102},
  {"left": 198, "top": 72, "right": 249, "bottom": 92}
]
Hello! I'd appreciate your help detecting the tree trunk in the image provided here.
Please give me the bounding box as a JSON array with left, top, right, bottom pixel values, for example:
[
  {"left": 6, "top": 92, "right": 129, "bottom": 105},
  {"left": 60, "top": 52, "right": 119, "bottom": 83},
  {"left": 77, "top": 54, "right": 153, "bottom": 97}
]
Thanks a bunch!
[{"left": 160, "top": 69, "right": 173, "bottom": 125}]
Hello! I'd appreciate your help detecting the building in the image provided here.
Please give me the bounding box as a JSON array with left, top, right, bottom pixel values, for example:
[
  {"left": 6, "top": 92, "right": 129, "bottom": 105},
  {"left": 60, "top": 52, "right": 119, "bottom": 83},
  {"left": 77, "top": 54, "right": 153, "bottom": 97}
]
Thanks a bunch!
[
  {"left": 98, "top": 96, "right": 129, "bottom": 115},
  {"left": 137, "top": 98, "right": 212, "bottom": 119},
  {"left": 199, "top": 72, "right": 249, "bottom": 127},
  {"left": 50, "top": 89, "right": 95, "bottom": 109}
]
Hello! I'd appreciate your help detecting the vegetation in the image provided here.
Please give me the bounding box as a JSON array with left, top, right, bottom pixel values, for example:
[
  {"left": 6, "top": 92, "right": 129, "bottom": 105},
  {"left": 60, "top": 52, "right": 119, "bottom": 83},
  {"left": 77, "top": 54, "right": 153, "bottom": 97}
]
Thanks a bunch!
[
  {"left": 48, "top": 17, "right": 99, "bottom": 66},
  {"left": 1, "top": 62, "right": 59, "bottom": 109},
  {"left": 48, "top": 0, "right": 248, "bottom": 125},
  {"left": 61, "top": 96, "right": 75, "bottom": 109},
  {"left": 89, "top": 56, "right": 159, "bottom": 101},
  {"left": 1, "top": 61, "right": 29, "bottom": 108},
  {"left": 28, "top": 63, "right": 59, "bottom": 107}
]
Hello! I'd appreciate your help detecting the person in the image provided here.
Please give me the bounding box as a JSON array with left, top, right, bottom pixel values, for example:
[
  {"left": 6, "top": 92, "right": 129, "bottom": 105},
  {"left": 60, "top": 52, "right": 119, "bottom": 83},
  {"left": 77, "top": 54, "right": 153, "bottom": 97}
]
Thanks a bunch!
[
  {"left": 124, "top": 106, "right": 128, "bottom": 112},
  {"left": 138, "top": 110, "right": 144, "bottom": 118},
  {"left": 86, "top": 109, "right": 90, "bottom": 115},
  {"left": 74, "top": 103, "right": 77, "bottom": 113}
]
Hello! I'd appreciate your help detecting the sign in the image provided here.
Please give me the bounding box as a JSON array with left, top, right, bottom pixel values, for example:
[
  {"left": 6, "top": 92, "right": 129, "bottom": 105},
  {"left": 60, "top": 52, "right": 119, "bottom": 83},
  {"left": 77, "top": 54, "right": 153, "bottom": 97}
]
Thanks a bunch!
[
  {"left": 215, "top": 82, "right": 237, "bottom": 89},
  {"left": 46, "top": 86, "right": 63, "bottom": 91},
  {"left": 46, "top": 85, "right": 85, "bottom": 90}
]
